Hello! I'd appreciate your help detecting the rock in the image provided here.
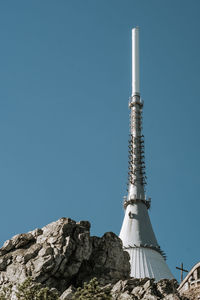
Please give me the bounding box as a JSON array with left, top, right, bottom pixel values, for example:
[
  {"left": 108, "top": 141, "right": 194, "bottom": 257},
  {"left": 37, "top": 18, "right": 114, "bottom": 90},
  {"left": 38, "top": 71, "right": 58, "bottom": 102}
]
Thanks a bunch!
[
  {"left": 164, "top": 295, "right": 181, "bottom": 300},
  {"left": 143, "top": 295, "right": 159, "bottom": 300},
  {"left": 111, "top": 277, "right": 186, "bottom": 300},
  {"left": 157, "top": 279, "right": 178, "bottom": 296},
  {"left": 180, "top": 286, "right": 200, "bottom": 300},
  {"left": 1, "top": 240, "right": 13, "bottom": 252},
  {"left": 74, "top": 232, "right": 130, "bottom": 287},
  {"left": 143, "top": 279, "right": 153, "bottom": 291},
  {"left": 112, "top": 280, "right": 124, "bottom": 293},
  {"left": 0, "top": 218, "right": 188, "bottom": 300},
  {"left": 117, "top": 291, "right": 134, "bottom": 300},
  {"left": 131, "top": 285, "right": 145, "bottom": 298},
  {"left": 60, "top": 285, "right": 75, "bottom": 300},
  {"left": 0, "top": 217, "right": 130, "bottom": 293}
]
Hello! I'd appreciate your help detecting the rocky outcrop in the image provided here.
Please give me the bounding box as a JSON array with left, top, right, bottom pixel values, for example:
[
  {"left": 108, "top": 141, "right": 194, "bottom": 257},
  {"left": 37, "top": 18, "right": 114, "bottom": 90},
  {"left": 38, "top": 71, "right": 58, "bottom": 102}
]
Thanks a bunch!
[
  {"left": 0, "top": 218, "right": 130, "bottom": 293},
  {"left": 110, "top": 278, "right": 187, "bottom": 300},
  {"left": 59, "top": 277, "right": 188, "bottom": 300},
  {"left": 0, "top": 218, "right": 191, "bottom": 299}
]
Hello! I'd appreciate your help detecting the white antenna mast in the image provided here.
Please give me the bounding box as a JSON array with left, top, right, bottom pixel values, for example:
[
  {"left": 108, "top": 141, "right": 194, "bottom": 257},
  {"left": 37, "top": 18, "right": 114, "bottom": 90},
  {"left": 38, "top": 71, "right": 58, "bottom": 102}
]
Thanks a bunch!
[
  {"left": 119, "top": 27, "right": 174, "bottom": 281},
  {"left": 132, "top": 27, "right": 140, "bottom": 97}
]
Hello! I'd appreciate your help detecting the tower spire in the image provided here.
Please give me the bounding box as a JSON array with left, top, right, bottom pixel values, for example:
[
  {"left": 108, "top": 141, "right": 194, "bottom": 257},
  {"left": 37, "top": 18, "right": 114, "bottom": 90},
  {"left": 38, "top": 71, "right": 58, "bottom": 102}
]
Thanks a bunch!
[
  {"left": 119, "top": 27, "right": 174, "bottom": 281},
  {"left": 126, "top": 27, "right": 147, "bottom": 208},
  {"left": 132, "top": 27, "right": 140, "bottom": 97}
]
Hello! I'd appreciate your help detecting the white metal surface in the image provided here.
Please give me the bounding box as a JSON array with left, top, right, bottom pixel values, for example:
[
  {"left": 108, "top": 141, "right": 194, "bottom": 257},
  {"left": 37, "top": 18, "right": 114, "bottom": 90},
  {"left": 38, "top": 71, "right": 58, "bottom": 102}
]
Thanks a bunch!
[
  {"left": 119, "top": 202, "right": 174, "bottom": 280},
  {"left": 119, "top": 202, "right": 158, "bottom": 248},
  {"left": 132, "top": 27, "right": 140, "bottom": 96},
  {"left": 126, "top": 247, "right": 174, "bottom": 281},
  {"left": 119, "top": 27, "right": 174, "bottom": 281}
]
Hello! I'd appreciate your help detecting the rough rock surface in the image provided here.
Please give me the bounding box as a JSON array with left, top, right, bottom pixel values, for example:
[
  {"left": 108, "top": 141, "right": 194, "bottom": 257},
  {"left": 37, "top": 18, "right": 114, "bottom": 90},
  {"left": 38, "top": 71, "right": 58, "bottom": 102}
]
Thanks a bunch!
[
  {"left": 60, "top": 285, "right": 75, "bottom": 300},
  {"left": 180, "top": 287, "right": 200, "bottom": 300},
  {"left": 0, "top": 218, "right": 192, "bottom": 299},
  {"left": 0, "top": 218, "right": 130, "bottom": 293},
  {"left": 109, "top": 278, "right": 188, "bottom": 300},
  {"left": 58, "top": 277, "right": 189, "bottom": 299}
]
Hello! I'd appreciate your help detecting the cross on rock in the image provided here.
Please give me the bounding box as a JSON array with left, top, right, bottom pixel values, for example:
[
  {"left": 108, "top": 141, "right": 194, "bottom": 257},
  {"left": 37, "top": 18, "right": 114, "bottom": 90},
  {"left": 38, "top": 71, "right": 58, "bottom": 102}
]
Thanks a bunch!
[{"left": 176, "top": 263, "right": 188, "bottom": 282}]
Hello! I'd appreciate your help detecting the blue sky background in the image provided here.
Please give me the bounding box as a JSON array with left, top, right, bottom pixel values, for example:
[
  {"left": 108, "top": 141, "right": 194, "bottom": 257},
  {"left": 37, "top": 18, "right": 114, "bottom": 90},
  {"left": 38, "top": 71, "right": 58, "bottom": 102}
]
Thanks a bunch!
[{"left": 0, "top": 0, "right": 199, "bottom": 281}]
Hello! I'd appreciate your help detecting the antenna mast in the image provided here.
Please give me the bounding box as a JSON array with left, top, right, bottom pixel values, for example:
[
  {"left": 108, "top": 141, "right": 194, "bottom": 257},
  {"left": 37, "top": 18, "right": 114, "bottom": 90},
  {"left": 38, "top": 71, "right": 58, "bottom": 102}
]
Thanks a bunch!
[
  {"left": 126, "top": 27, "right": 148, "bottom": 208},
  {"left": 119, "top": 28, "right": 174, "bottom": 281}
]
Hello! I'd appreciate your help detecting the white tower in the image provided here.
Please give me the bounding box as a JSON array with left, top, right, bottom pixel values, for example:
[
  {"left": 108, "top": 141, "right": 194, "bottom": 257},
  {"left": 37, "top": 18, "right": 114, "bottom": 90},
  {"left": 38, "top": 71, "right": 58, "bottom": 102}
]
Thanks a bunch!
[{"left": 119, "top": 27, "right": 174, "bottom": 281}]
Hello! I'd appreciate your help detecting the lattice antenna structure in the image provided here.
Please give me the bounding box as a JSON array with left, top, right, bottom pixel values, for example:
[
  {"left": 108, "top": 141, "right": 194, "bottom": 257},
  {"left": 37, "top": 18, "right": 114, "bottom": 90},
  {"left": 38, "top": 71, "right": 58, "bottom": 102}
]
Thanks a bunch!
[{"left": 127, "top": 98, "right": 147, "bottom": 190}]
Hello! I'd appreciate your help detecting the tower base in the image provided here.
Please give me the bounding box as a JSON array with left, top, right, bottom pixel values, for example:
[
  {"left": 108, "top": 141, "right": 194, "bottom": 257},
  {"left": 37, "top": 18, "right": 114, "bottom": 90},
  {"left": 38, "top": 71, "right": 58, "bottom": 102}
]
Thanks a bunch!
[{"left": 125, "top": 247, "right": 174, "bottom": 281}]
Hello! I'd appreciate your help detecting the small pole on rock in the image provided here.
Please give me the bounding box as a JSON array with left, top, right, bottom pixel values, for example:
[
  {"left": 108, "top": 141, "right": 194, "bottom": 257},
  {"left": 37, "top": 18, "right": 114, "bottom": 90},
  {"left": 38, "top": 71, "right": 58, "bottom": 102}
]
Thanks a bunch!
[{"left": 176, "top": 263, "right": 188, "bottom": 282}]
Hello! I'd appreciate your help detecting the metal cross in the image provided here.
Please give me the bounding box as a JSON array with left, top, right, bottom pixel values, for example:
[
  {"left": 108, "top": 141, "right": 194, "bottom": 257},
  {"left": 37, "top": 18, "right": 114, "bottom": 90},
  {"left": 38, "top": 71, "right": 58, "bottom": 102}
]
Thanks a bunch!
[{"left": 176, "top": 263, "right": 188, "bottom": 282}]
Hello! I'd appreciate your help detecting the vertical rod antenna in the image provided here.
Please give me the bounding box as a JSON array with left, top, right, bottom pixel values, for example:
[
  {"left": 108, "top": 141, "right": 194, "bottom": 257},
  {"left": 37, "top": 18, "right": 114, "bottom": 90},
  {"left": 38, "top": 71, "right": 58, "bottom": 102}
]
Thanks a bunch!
[{"left": 132, "top": 27, "right": 140, "bottom": 97}]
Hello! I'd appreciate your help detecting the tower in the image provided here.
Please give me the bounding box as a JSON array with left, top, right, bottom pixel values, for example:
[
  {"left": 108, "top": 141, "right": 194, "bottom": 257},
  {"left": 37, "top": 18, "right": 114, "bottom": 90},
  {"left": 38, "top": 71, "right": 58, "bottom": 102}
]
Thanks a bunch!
[{"left": 119, "top": 27, "right": 174, "bottom": 281}]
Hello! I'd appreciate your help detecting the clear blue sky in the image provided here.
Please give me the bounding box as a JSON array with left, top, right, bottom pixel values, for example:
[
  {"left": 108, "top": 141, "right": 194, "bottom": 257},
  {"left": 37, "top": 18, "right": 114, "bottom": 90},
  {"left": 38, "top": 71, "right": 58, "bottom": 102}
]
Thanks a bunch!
[{"left": 0, "top": 0, "right": 199, "bottom": 281}]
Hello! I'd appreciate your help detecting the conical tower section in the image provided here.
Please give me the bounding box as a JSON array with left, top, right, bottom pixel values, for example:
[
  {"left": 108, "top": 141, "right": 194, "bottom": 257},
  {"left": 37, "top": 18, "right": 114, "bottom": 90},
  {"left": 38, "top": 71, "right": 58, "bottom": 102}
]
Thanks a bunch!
[{"left": 119, "top": 27, "right": 173, "bottom": 281}]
